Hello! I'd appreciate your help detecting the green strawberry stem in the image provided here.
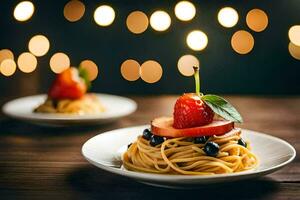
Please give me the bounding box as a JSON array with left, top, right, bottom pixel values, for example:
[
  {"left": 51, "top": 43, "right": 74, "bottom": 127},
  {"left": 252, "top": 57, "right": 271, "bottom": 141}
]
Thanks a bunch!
[
  {"left": 78, "top": 65, "right": 91, "bottom": 90},
  {"left": 193, "top": 66, "right": 200, "bottom": 96}
]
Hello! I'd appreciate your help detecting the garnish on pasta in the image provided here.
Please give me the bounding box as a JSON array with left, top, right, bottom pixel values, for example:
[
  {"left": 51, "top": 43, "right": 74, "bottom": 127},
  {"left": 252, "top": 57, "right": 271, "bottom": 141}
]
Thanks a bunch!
[{"left": 34, "top": 67, "right": 104, "bottom": 115}]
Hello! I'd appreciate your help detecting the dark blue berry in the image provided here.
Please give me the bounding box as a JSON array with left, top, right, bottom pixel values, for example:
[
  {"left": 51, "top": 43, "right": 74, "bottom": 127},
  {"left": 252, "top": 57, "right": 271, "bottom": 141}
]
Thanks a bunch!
[
  {"left": 204, "top": 142, "right": 219, "bottom": 157},
  {"left": 127, "top": 143, "right": 132, "bottom": 149},
  {"left": 142, "top": 129, "right": 152, "bottom": 140},
  {"left": 150, "top": 135, "right": 164, "bottom": 146},
  {"left": 238, "top": 138, "right": 247, "bottom": 148},
  {"left": 194, "top": 136, "right": 209, "bottom": 144}
]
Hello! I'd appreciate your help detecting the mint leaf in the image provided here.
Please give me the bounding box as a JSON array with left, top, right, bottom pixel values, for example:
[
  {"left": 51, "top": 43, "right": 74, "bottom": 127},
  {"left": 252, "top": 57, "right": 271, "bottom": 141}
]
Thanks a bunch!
[
  {"left": 78, "top": 66, "right": 91, "bottom": 90},
  {"left": 202, "top": 94, "right": 243, "bottom": 123}
]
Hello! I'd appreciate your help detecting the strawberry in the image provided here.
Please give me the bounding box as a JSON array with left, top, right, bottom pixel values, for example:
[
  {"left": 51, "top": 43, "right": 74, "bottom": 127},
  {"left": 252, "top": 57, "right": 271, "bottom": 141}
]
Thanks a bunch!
[
  {"left": 48, "top": 67, "right": 88, "bottom": 100},
  {"left": 173, "top": 93, "right": 214, "bottom": 129}
]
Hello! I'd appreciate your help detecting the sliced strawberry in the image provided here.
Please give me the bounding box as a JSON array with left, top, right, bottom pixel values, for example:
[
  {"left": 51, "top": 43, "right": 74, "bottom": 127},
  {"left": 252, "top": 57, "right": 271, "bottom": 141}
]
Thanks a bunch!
[
  {"left": 48, "top": 67, "right": 87, "bottom": 100},
  {"left": 151, "top": 117, "right": 234, "bottom": 137}
]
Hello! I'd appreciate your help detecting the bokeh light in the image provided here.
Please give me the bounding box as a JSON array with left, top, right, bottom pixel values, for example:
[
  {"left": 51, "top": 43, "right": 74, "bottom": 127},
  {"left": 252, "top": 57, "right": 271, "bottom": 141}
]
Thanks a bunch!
[
  {"left": 13, "top": 1, "right": 35, "bottom": 22},
  {"left": 231, "top": 30, "right": 254, "bottom": 54},
  {"left": 140, "top": 60, "right": 163, "bottom": 83},
  {"left": 94, "top": 5, "right": 115, "bottom": 26},
  {"left": 0, "top": 59, "right": 17, "bottom": 76},
  {"left": 289, "top": 42, "right": 300, "bottom": 60},
  {"left": 28, "top": 35, "right": 50, "bottom": 57},
  {"left": 289, "top": 25, "right": 300, "bottom": 47},
  {"left": 0, "top": 49, "right": 14, "bottom": 64},
  {"left": 150, "top": 11, "right": 171, "bottom": 31},
  {"left": 126, "top": 11, "right": 149, "bottom": 34},
  {"left": 246, "top": 9, "right": 268, "bottom": 32},
  {"left": 64, "top": 0, "right": 85, "bottom": 22},
  {"left": 50, "top": 53, "right": 70, "bottom": 73},
  {"left": 186, "top": 30, "right": 208, "bottom": 51},
  {"left": 218, "top": 7, "right": 239, "bottom": 28},
  {"left": 174, "top": 1, "right": 196, "bottom": 21},
  {"left": 80, "top": 60, "right": 98, "bottom": 81},
  {"left": 120, "top": 59, "right": 140, "bottom": 81},
  {"left": 178, "top": 55, "right": 199, "bottom": 77},
  {"left": 17, "top": 52, "right": 37, "bottom": 73}
]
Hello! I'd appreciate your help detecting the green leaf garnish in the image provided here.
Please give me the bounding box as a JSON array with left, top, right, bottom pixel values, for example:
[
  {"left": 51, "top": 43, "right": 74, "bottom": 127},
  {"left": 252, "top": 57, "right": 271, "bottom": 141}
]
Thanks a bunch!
[
  {"left": 78, "top": 66, "right": 91, "bottom": 90},
  {"left": 201, "top": 94, "right": 243, "bottom": 123}
]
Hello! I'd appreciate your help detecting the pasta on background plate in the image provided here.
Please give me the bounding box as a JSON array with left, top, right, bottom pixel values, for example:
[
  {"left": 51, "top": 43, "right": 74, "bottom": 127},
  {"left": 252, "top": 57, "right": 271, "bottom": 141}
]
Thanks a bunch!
[
  {"left": 35, "top": 94, "right": 105, "bottom": 115},
  {"left": 34, "top": 67, "right": 105, "bottom": 115}
]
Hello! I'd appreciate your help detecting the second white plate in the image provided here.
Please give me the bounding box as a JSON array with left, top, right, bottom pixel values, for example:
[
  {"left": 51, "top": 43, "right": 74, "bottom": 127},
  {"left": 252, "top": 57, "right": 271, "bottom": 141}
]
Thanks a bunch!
[
  {"left": 2, "top": 94, "right": 137, "bottom": 126},
  {"left": 82, "top": 126, "right": 296, "bottom": 188}
]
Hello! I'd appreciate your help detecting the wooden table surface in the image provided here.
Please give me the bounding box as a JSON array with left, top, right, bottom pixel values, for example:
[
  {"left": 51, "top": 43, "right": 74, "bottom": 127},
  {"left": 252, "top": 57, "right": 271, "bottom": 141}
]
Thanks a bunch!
[{"left": 0, "top": 96, "right": 299, "bottom": 200}]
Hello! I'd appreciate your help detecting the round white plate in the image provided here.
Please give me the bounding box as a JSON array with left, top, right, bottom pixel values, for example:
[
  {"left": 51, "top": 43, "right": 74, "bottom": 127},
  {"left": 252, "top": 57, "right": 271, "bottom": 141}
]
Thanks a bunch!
[
  {"left": 2, "top": 94, "right": 137, "bottom": 126},
  {"left": 82, "top": 125, "right": 296, "bottom": 188}
]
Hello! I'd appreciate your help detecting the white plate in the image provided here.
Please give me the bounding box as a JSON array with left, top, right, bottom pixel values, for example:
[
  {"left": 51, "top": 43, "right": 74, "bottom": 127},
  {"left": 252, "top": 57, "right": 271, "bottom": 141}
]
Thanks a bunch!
[
  {"left": 2, "top": 94, "right": 137, "bottom": 126},
  {"left": 82, "top": 125, "right": 296, "bottom": 188}
]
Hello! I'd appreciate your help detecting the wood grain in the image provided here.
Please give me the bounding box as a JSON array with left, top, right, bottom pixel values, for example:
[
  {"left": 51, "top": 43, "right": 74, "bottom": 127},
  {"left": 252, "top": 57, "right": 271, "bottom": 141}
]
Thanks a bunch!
[{"left": 0, "top": 96, "right": 299, "bottom": 200}]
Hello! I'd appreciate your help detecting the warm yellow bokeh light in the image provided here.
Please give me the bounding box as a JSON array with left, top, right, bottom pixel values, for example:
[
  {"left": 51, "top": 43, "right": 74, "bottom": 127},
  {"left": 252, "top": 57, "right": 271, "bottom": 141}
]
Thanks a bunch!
[
  {"left": 17, "top": 52, "right": 37, "bottom": 73},
  {"left": 289, "top": 42, "right": 300, "bottom": 60},
  {"left": 150, "top": 11, "right": 171, "bottom": 31},
  {"left": 64, "top": 0, "right": 85, "bottom": 22},
  {"left": 178, "top": 55, "right": 199, "bottom": 77},
  {"left": 218, "top": 7, "right": 239, "bottom": 28},
  {"left": 231, "top": 30, "right": 254, "bottom": 54},
  {"left": 80, "top": 60, "right": 98, "bottom": 81},
  {"left": 0, "top": 59, "right": 17, "bottom": 76},
  {"left": 28, "top": 35, "right": 50, "bottom": 57},
  {"left": 140, "top": 60, "right": 163, "bottom": 83},
  {"left": 120, "top": 59, "right": 140, "bottom": 81},
  {"left": 126, "top": 11, "right": 149, "bottom": 34},
  {"left": 186, "top": 30, "right": 208, "bottom": 51},
  {"left": 246, "top": 9, "right": 268, "bottom": 32},
  {"left": 289, "top": 25, "right": 300, "bottom": 47},
  {"left": 174, "top": 1, "right": 196, "bottom": 21},
  {"left": 14, "top": 1, "right": 35, "bottom": 22},
  {"left": 50, "top": 53, "right": 70, "bottom": 73},
  {"left": 0, "top": 49, "right": 14, "bottom": 64},
  {"left": 94, "top": 5, "right": 115, "bottom": 26}
]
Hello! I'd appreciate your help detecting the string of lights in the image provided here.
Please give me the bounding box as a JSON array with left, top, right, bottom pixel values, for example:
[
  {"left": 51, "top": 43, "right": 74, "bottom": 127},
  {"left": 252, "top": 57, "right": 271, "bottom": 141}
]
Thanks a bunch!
[{"left": 0, "top": 0, "right": 299, "bottom": 85}]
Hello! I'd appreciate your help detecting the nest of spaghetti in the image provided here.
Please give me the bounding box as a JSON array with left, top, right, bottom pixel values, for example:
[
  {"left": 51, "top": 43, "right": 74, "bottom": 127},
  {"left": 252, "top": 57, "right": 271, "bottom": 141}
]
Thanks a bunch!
[
  {"left": 34, "top": 94, "right": 105, "bottom": 115},
  {"left": 34, "top": 67, "right": 105, "bottom": 115},
  {"left": 123, "top": 128, "right": 258, "bottom": 175}
]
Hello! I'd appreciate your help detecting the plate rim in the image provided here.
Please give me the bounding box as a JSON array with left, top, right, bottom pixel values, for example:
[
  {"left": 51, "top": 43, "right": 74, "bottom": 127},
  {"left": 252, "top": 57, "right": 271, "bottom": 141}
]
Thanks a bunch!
[
  {"left": 82, "top": 125, "right": 296, "bottom": 181},
  {"left": 2, "top": 93, "right": 137, "bottom": 122}
]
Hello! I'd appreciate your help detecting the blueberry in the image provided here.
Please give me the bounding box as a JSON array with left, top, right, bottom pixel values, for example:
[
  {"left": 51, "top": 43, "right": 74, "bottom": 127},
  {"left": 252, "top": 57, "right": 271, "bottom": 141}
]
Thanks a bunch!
[
  {"left": 142, "top": 129, "right": 152, "bottom": 140},
  {"left": 194, "top": 136, "right": 209, "bottom": 144},
  {"left": 52, "top": 99, "right": 58, "bottom": 108},
  {"left": 204, "top": 142, "right": 219, "bottom": 157},
  {"left": 238, "top": 138, "right": 247, "bottom": 148},
  {"left": 127, "top": 143, "right": 132, "bottom": 149},
  {"left": 150, "top": 135, "right": 164, "bottom": 146}
]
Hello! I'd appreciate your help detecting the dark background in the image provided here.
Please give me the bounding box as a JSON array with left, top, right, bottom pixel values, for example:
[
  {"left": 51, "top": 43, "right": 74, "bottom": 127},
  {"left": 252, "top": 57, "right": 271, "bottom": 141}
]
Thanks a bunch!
[{"left": 0, "top": 0, "right": 300, "bottom": 97}]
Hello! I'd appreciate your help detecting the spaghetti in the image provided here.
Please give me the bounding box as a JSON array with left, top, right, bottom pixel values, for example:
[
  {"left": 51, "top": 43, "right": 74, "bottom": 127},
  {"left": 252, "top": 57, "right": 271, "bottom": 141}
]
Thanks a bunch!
[
  {"left": 123, "top": 129, "right": 258, "bottom": 175},
  {"left": 34, "top": 94, "right": 105, "bottom": 115}
]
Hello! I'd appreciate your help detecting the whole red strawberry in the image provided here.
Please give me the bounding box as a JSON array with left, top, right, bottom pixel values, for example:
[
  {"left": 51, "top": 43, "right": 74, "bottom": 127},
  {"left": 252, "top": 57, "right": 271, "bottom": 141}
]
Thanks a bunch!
[
  {"left": 173, "top": 93, "right": 214, "bottom": 129},
  {"left": 48, "top": 67, "right": 88, "bottom": 100}
]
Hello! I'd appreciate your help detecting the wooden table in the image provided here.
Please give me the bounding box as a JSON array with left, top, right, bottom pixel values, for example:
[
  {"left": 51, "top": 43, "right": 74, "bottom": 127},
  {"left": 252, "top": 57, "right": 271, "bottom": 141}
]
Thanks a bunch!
[{"left": 0, "top": 96, "right": 299, "bottom": 199}]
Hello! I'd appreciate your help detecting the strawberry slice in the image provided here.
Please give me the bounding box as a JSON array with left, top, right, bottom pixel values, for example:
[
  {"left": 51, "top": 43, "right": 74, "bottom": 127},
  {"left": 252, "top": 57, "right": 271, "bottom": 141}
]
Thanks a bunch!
[
  {"left": 48, "top": 67, "right": 87, "bottom": 100},
  {"left": 151, "top": 117, "right": 234, "bottom": 137}
]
